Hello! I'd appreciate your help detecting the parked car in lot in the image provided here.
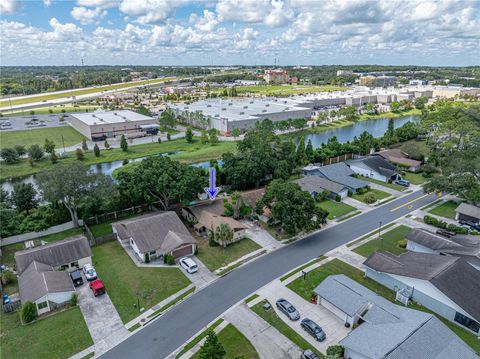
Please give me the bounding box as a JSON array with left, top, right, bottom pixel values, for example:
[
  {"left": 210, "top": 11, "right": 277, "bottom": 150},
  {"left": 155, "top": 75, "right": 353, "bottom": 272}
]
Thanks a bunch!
[
  {"left": 83, "top": 263, "right": 97, "bottom": 281},
  {"left": 276, "top": 298, "right": 300, "bottom": 321},
  {"left": 89, "top": 279, "right": 106, "bottom": 296},
  {"left": 301, "top": 318, "right": 326, "bottom": 341},
  {"left": 301, "top": 349, "right": 320, "bottom": 359},
  {"left": 394, "top": 179, "right": 410, "bottom": 187},
  {"left": 436, "top": 229, "right": 456, "bottom": 238},
  {"left": 70, "top": 270, "right": 84, "bottom": 287},
  {"left": 179, "top": 257, "right": 198, "bottom": 274},
  {"left": 459, "top": 220, "right": 480, "bottom": 232}
]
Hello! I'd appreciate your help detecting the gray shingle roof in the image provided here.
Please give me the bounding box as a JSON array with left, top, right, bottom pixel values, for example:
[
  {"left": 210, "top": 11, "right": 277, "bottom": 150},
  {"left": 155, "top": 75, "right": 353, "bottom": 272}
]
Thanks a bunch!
[
  {"left": 364, "top": 252, "right": 480, "bottom": 322},
  {"left": 293, "top": 176, "right": 347, "bottom": 195},
  {"left": 113, "top": 211, "right": 196, "bottom": 254},
  {"left": 455, "top": 203, "right": 480, "bottom": 220},
  {"left": 312, "top": 162, "right": 370, "bottom": 190},
  {"left": 348, "top": 156, "right": 397, "bottom": 178},
  {"left": 15, "top": 236, "right": 92, "bottom": 275},
  {"left": 18, "top": 260, "right": 74, "bottom": 303},
  {"left": 318, "top": 275, "right": 478, "bottom": 359}
]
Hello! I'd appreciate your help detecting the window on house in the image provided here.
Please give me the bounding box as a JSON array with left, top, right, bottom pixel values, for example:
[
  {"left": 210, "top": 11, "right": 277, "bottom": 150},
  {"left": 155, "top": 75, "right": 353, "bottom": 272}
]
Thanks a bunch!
[
  {"left": 37, "top": 301, "right": 48, "bottom": 310},
  {"left": 454, "top": 312, "right": 480, "bottom": 333},
  {"left": 149, "top": 250, "right": 156, "bottom": 255}
]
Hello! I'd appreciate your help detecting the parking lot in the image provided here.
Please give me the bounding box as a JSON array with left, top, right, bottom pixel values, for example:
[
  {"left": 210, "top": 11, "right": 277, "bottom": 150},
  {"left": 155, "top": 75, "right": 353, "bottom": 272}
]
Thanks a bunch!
[{"left": 0, "top": 114, "right": 74, "bottom": 131}]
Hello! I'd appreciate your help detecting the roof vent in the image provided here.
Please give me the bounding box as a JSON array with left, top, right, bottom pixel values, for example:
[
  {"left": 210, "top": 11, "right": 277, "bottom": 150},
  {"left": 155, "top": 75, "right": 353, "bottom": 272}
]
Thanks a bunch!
[
  {"left": 240, "top": 112, "right": 245, "bottom": 115},
  {"left": 207, "top": 104, "right": 212, "bottom": 107},
  {"left": 221, "top": 108, "right": 226, "bottom": 111},
  {"left": 265, "top": 104, "right": 270, "bottom": 107},
  {"left": 243, "top": 105, "right": 248, "bottom": 109}
]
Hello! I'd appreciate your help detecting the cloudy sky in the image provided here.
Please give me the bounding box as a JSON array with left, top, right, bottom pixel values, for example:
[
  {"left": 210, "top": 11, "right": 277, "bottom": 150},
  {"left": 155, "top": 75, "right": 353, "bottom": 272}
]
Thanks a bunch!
[{"left": 1, "top": 0, "right": 479, "bottom": 66}]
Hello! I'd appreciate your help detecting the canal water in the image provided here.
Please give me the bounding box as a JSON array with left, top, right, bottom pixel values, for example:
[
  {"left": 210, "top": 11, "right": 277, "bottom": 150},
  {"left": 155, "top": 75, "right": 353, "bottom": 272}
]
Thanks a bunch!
[{"left": 1, "top": 116, "right": 418, "bottom": 192}]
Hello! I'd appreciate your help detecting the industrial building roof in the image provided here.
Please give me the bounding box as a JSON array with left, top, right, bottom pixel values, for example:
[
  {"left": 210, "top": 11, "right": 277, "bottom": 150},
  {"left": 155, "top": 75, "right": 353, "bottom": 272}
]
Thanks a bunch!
[{"left": 70, "top": 110, "right": 154, "bottom": 126}]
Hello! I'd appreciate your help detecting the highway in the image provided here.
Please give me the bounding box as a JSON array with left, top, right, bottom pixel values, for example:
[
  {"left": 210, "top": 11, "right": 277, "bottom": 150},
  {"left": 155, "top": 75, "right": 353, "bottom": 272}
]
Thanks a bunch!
[{"left": 100, "top": 189, "right": 438, "bottom": 359}]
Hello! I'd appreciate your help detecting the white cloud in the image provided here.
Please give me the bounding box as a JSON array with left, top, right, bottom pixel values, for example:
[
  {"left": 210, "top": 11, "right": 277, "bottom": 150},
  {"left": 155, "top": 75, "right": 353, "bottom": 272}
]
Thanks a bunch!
[
  {"left": 119, "top": 0, "right": 190, "bottom": 24},
  {"left": 76, "top": 0, "right": 117, "bottom": 8},
  {"left": 190, "top": 10, "right": 219, "bottom": 32},
  {"left": 43, "top": 0, "right": 52, "bottom": 7},
  {"left": 71, "top": 6, "right": 107, "bottom": 25},
  {"left": 216, "top": 0, "right": 293, "bottom": 27},
  {"left": 0, "top": 0, "right": 21, "bottom": 14}
]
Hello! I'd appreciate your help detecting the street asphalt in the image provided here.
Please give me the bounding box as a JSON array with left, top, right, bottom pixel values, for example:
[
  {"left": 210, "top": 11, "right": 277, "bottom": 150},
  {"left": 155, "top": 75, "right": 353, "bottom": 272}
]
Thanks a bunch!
[{"left": 100, "top": 189, "right": 438, "bottom": 359}]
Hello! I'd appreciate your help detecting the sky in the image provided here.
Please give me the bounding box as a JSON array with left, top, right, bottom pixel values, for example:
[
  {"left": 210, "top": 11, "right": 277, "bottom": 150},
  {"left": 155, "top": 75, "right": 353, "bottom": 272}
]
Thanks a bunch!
[{"left": 0, "top": 0, "right": 479, "bottom": 67}]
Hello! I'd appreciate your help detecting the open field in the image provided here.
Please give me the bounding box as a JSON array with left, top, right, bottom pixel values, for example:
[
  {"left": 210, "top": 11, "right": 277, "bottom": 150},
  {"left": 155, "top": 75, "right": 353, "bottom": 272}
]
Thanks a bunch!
[
  {"left": 352, "top": 225, "right": 411, "bottom": 257},
  {"left": 0, "top": 138, "right": 237, "bottom": 180},
  {"left": 352, "top": 188, "right": 391, "bottom": 204},
  {"left": 0, "top": 307, "right": 93, "bottom": 359},
  {"left": 358, "top": 108, "right": 422, "bottom": 120},
  {"left": 195, "top": 236, "right": 262, "bottom": 272},
  {"left": 286, "top": 259, "right": 480, "bottom": 355},
  {"left": 0, "top": 126, "right": 85, "bottom": 150},
  {"left": 191, "top": 323, "right": 259, "bottom": 359},
  {"left": 234, "top": 84, "right": 345, "bottom": 95},
  {"left": 316, "top": 200, "right": 357, "bottom": 220},
  {"left": 428, "top": 200, "right": 460, "bottom": 219},
  {"left": 92, "top": 241, "right": 191, "bottom": 323},
  {"left": 0, "top": 77, "right": 176, "bottom": 108},
  {"left": 1, "top": 105, "right": 101, "bottom": 117}
]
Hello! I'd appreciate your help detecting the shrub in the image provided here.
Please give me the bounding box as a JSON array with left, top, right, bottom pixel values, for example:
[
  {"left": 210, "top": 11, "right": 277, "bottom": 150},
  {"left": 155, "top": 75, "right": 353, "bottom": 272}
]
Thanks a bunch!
[
  {"left": 75, "top": 148, "right": 84, "bottom": 161},
  {"left": 144, "top": 252, "right": 150, "bottom": 263},
  {"left": 364, "top": 193, "right": 376, "bottom": 204},
  {"left": 0, "top": 148, "right": 20, "bottom": 164},
  {"left": 167, "top": 133, "right": 171, "bottom": 141},
  {"left": 20, "top": 301, "right": 36, "bottom": 323},
  {"left": 208, "top": 230, "right": 219, "bottom": 247},
  {"left": 335, "top": 194, "right": 341, "bottom": 202},
  {"left": 398, "top": 239, "right": 407, "bottom": 248},
  {"left": 163, "top": 254, "right": 175, "bottom": 265},
  {"left": 71, "top": 293, "right": 78, "bottom": 306},
  {"left": 224, "top": 202, "right": 234, "bottom": 217},
  {"left": 50, "top": 152, "right": 58, "bottom": 164},
  {"left": 0, "top": 271, "right": 16, "bottom": 286},
  {"left": 326, "top": 345, "right": 344, "bottom": 357},
  {"left": 123, "top": 159, "right": 129, "bottom": 165},
  {"left": 424, "top": 215, "right": 469, "bottom": 234},
  {"left": 356, "top": 187, "right": 368, "bottom": 195},
  {"left": 27, "top": 144, "right": 44, "bottom": 161},
  {"left": 93, "top": 144, "right": 100, "bottom": 157},
  {"left": 347, "top": 190, "right": 353, "bottom": 197},
  {"left": 158, "top": 137, "right": 162, "bottom": 144}
]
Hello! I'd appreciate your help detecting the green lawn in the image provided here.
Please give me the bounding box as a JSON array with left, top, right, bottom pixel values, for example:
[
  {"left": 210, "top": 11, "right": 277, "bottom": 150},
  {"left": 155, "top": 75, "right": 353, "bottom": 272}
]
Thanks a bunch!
[
  {"left": 0, "top": 307, "right": 93, "bottom": 359},
  {"left": 286, "top": 259, "right": 480, "bottom": 355},
  {"left": 352, "top": 188, "right": 391, "bottom": 204},
  {"left": 1, "top": 105, "right": 101, "bottom": 117},
  {"left": 280, "top": 256, "right": 327, "bottom": 282},
  {"left": 316, "top": 200, "right": 357, "bottom": 220},
  {"left": 428, "top": 200, "right": 460, "bottom": 220},
  {"left": 92, "top": 241, "right": 191, "bottom": 323},
  {"left": 402, "top": 171, "right": 426, "bottom": 185},
  {"left": 223, "top": 84, "right": 345, "bottom": 96},
  {"left": 352, "top": 225, "right": 411, "bottom": 257},
  {"left": 195, "top": 236, "right": 261, "bottom": 272},
  {"left": 357, "top": 108, "right": 422, "bottom": 120},
  {"left": 0, "top": 138, "right": 237, "bottom": 180},
  {"left": 176, "top": 319, "right": 225, "bottom": 358},
  {"left": 251, "top": 301, "right": 323, "bottom": 358},
  {"left": 0, "top": 126, "right": 85, "bottom": 150},
  {"left": 191, "top": 324, "right": 259, "bottom": 359},
  {"left": 360, "top": 176, "right": 406, "bottom": 191}
]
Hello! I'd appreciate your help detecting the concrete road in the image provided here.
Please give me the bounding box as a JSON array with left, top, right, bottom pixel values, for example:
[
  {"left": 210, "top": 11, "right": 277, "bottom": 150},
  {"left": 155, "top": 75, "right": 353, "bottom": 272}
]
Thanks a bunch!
[{"left": 100, "top": 189, "right": 438, "bottom": 359}]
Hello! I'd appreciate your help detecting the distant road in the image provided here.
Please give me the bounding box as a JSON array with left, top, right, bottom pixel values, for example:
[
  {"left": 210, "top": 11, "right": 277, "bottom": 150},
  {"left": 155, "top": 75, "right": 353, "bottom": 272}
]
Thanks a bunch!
[{"left": 100, "top": 189, "right": 438, "bottom": 359}]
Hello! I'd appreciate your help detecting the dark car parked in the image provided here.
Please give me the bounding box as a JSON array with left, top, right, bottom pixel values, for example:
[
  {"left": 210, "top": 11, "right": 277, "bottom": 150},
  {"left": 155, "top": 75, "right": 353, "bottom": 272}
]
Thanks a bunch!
[
  {"left": 459, "top": 220, "right": 480, "bottom": 232},
  {"left": 394, "top": 179, "right": 410, "bottom": 187},
  {"left": 276, "top": 298, "right": 300, "bottom": 321},
  {"left": 70, "top": 270, "right": 84, "bottom": 287},
  {"left": 301, "top": 318, "right": 326, "bottom": 341}
]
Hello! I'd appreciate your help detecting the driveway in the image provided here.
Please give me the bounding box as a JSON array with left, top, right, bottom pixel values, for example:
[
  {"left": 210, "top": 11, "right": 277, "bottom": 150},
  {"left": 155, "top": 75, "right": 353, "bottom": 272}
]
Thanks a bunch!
[
  {"left": 76, "top": 277, "right": 128, "bottom": 354},
  {"left": 224, "top": 303, "right": 302, "bottom": 359},
  {"left": 178, "top": 257, "right": 216, "bottom": 290},
  {"left": 243, "top": 221, "right": 283, "bottom": 252},
  {"left": 258, "top": 281, "right": 350, "bottom": 354}
]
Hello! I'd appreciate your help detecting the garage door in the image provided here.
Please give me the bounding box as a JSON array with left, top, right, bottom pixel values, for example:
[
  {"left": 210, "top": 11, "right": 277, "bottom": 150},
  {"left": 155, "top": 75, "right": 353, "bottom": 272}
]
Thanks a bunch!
[
  {"left": 172, "top": 245, "right": 194, "bottom": 258},
  {"left": 320, "top": 298, "right": 347, "bottom": 322}
]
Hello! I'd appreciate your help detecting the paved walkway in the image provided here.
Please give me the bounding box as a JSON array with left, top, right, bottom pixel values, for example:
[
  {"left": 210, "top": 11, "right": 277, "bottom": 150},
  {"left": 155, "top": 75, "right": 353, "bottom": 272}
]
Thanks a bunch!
[
  {"left": 326, "top": 247, "right": 367, "bottom": 270},
  {"left": 223, "top": 303, "right": 303, "bottom": 359},
  {"left": 243, "top": 222, "right": 283, "bottom": 252},
  {"left": 342, "top": 197, "right": 372, "bottom": 212},
  {"left": 76, "top": 279, "right": 129, "bottom": 355}
]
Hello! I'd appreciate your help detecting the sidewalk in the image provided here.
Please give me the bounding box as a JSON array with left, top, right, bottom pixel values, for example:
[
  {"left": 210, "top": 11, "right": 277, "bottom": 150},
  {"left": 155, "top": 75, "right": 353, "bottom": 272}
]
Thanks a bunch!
[{"left": 243, "top": 222, "right": 283, "bottom": 252}]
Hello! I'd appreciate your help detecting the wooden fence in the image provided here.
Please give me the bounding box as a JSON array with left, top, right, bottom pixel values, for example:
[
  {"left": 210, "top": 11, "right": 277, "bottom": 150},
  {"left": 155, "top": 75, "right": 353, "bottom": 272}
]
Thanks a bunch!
[{"left": 84, "top": 202, "right": 162, "bottom": 226}]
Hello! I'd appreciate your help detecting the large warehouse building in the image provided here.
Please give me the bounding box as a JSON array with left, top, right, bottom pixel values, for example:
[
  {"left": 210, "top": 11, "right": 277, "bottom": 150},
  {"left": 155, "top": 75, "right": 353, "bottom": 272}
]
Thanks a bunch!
[{"left": 69, "top": 110, "right": 156, "bottom": 140}]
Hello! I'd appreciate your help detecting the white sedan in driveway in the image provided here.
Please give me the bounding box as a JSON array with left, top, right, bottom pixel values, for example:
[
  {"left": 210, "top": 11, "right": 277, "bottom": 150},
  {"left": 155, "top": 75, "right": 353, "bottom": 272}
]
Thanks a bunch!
[
  {"left": 179, "top": 257, "right": 198, "bottom": 274},
  {"left": 83, "top": 263, "right": 97, "bottom": 281}
]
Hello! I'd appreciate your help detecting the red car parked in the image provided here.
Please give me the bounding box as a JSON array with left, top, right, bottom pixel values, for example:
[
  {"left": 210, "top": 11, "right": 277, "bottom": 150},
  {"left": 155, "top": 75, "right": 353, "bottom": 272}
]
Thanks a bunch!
[{"left": 89, "top": 279, "right": 106, "bottom": 296}]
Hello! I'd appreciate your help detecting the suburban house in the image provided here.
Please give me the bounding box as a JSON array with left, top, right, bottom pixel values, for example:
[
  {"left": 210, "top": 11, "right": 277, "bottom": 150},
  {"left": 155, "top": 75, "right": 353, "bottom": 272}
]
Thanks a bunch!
[
  {"left": 240, "top": 188, "right": 271, "bottom": 222},
  {"left": 182, "top": 199, "right": 248, "bottom": 244},
  {"left": 15, "top": 235, "right": 92, "bottom": 274},
  {"left": 406, "top": 228, "right": 480, "bottom": 270},
  {"left": 113, "top": 212, "right": 197, "bottom": 261},
  {"left": 347, "top": 156, "right": 399, "bottom": 183},
  {"left": 302, "top": 162, "right": 369, "bottom": 192},
  {"left": 293, "top": 176, "right": 349, "bottom": 199},
  {"left": 14, "top": 236, "right": 92, "bottom": 315},
  {"left": 373, "top": 148, "right": 422, "bottom": 172},
  {"left": 455, "top": 203, "right": 480, "bottom": 224},
  {"left": 364, "top": 251, "right": 480, "bottom": 334},
  {"left": 314, "top": 275, "right": 478, "bottom": 359}
]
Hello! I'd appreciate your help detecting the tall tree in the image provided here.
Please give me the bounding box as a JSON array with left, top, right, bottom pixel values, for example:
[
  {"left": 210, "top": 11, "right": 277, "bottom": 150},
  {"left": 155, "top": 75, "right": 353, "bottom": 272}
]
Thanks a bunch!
[
  {"left": 120, "top": 135, "right": 128, "bottom": 152},
  {"left": 214, "top": 223, "right": 234, "bottom": 247},
  {"left": 305, "top": 139, "right": 314, "bottom": 162},
  {"left": 44, "top": 138, "right": 56, "bottom": 154},
  {"left": 198, "top": 330, "right": 226, "bottom": 359},
  {"left": 27, "top": 144, "right": 44, "bottom": 162},
  {"left": 93, "top": 144, "right": 100, "bottom": 157},
  {"left": 159, "top": 108, "right": 176, "bottom": 129},
  {"left": 296, "top": 137, "right": 307, "bottom": 165},
  {"left": 37, "top": 162, "right": 116, "bottom": 227},
  {"left": 185, "top": 127, "right": 194, "bottom": 143},
  {"left": 0, "top": 148, "right": 19, "bottom": 164},
  {"left": 12, "top": 183, "right": 38, "bottom": 214}
]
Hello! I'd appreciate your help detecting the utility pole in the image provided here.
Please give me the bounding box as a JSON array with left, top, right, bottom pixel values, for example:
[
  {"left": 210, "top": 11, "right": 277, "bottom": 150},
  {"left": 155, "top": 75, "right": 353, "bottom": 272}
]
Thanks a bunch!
[{"left": 62, "top": 134, "right": 66, "bottom": 153}]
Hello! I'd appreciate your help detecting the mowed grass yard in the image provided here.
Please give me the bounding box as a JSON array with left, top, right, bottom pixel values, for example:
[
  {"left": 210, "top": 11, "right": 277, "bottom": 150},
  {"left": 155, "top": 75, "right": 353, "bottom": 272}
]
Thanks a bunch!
[
  {"left": 360, "top": 176, "right": 406, "bottom": 191},
  {"left": 191, "top": 324, "right": 259, "bottom": 359},
  {"left": 0, "top": 307, "right": 93, "bottom": 359},
  {"left": 286, "top": 259, "right": 480, "bottom": 355},
  {"left": 352, "top": 225, "right": 411, "bottom": 257},
  {"left": 352, "top": 188, "right": 391, "bottom": 204},
  {"left": 92, "top": 241, "right": 191, "bottom": 323},
  {"left": 402, "top": 171, "right": 426, "bottom": 185},
  {"left": 0, "top": 137, "right": 238, "bottom": 180},
  {"left": 428, "top": 200, "right": 460, "bottom": 220},
  {"left": 195, "top": 236, "right": 262, "bottom": 272},
  {"left": 317, "top": 200, "right": 357, "bottom": 220},
  {"left": 0, "top": 126, "right": 85, "bottom": 150}
]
